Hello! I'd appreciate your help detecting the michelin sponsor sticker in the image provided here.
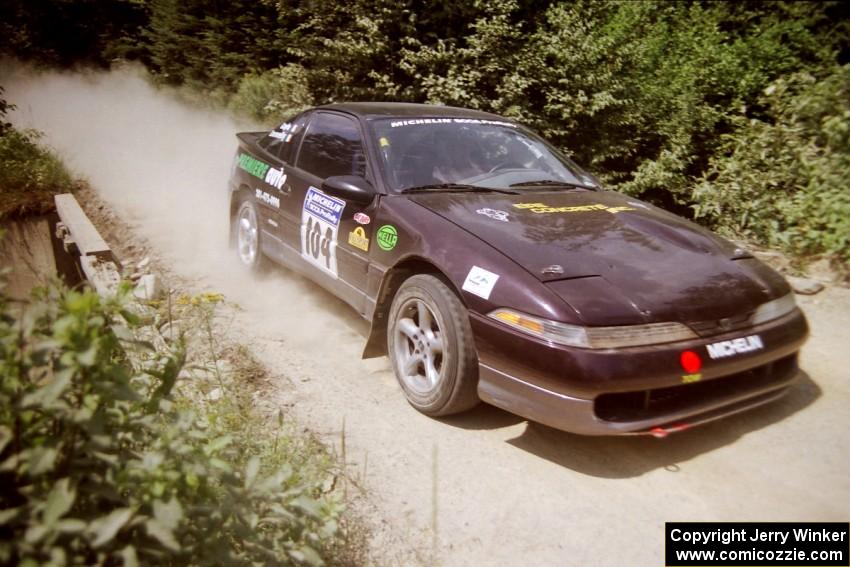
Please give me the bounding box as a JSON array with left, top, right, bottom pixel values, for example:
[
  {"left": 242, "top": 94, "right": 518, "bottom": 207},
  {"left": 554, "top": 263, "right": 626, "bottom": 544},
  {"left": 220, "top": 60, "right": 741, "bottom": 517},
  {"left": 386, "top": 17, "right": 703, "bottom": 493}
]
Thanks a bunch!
[
  {"left": 304, "top": 187, "right": 345, "bottom": 226},
  {"left": 301, "top": 187, "right": 346, "bottom": 277},
  {"left": 706, "top": 335, "right": 763, "bottom": 360},
  {"left": 462, "top": 266, "right": 500, "bottom": 300}
]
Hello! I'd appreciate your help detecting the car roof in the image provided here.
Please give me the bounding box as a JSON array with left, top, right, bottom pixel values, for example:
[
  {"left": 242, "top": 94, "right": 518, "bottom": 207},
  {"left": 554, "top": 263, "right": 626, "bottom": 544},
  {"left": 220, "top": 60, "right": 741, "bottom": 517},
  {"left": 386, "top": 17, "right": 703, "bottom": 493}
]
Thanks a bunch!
[{"left": 316, "top": 102, "right": 513, "bottom": 122}]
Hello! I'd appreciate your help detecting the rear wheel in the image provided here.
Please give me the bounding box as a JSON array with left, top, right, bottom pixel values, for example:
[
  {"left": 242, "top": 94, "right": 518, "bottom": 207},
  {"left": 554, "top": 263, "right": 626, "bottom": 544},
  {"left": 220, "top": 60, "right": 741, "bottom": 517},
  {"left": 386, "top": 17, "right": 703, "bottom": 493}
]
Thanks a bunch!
[
  {"left": 387, "top": 274, "right": 479, "bottom": 416},
  {"left": 235, "top": 200, "right": 265, "bottom": 271}
]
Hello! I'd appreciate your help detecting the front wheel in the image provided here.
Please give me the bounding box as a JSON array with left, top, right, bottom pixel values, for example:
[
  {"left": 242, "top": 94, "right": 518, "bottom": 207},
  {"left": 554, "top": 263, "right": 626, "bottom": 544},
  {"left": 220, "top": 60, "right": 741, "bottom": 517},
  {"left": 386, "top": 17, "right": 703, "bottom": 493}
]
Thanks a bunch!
[
  {"left": 235, "top": 200, "right": 265, "bottom": 272},
  {"left": 387, "top": 274, "right": 479, "bottom": 416}
]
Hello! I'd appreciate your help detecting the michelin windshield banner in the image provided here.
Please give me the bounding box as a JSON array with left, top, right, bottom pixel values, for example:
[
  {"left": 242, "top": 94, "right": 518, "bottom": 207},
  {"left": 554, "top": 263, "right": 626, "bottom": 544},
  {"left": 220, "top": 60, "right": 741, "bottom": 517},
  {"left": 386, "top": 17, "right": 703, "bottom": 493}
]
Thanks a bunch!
[{"left": 665, "top": 522, "right": 849, "bottom": 566}]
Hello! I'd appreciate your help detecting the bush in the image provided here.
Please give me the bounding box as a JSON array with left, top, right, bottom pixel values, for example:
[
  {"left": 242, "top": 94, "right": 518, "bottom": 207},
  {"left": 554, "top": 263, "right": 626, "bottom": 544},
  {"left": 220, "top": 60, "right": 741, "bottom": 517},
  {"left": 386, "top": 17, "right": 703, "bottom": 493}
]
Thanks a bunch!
[
  {"left": 0, "top": 87, "right": 12, "bottom": 135},
  {"left": 0, "top": 283, "right": 341, "bottom": 566},
  {"left": 0, "top": 126, "right": 74, "bottom": 219},
  {"left": 229, "top": 65, "right": 314, "bottom": 124},
  {"left": 693, "top": 65, "right": 850, "bottom": 273}
]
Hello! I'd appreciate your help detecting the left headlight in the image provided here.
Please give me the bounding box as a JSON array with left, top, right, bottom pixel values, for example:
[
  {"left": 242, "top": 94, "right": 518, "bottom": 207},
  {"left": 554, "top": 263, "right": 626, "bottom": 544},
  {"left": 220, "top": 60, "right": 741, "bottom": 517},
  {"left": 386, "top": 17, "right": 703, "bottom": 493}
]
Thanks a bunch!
[
  {"left": 750, "top": 292, "right": 797, "bottom": 326},
  {"left": 488, "top": 308, "right": 697, "bottom": 349}
]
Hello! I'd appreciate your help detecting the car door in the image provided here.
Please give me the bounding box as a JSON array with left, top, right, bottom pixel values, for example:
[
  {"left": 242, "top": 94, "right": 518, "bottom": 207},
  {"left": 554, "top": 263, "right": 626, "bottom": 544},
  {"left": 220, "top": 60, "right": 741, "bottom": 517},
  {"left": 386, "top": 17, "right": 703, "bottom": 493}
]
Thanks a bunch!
[
  {"left": 252, "top": 113, "right": 309, "bottom": 259},
  {"left": 278, "top": 111, "right": 377, "bottom": 314}
]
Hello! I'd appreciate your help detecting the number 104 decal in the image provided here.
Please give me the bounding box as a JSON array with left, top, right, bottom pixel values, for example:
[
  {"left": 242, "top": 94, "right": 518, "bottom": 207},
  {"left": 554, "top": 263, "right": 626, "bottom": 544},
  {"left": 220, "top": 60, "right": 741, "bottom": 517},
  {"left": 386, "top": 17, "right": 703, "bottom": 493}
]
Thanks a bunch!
[{"left": 301, "top": 187, "right": 346, "bottom": 278}]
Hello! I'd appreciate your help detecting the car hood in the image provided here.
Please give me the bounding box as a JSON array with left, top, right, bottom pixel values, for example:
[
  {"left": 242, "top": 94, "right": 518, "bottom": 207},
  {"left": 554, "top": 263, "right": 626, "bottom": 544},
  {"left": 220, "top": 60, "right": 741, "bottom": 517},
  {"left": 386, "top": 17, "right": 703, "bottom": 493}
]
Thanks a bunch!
[{"left": 409, "top": 190, "right": 788, "bottom": 325}]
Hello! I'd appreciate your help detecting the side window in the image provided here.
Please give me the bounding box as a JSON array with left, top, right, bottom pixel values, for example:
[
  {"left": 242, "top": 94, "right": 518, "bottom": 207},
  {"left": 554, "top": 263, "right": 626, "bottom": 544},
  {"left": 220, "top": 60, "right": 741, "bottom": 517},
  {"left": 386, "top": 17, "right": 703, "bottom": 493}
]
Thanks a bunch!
[
  {"left": 258, "top": 114, "right": 308, "bottom": 164},
  {"left": 296, "top": 112, "right": 366, "bottom": 179}
]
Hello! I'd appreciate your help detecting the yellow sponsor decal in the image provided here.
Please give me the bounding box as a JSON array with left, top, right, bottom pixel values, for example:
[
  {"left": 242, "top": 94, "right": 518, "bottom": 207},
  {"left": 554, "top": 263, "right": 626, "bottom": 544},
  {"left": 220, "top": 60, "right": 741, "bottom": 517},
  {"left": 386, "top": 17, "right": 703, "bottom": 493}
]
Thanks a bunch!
[
  {"left": 681, "top": 373, "right": 702, "bottom": 384},
  {"left": 512, "top": 202, "right": 636, "bottom": 214},
  {"left": 348, "top": 226, "right": 370, "bottom": 251}
]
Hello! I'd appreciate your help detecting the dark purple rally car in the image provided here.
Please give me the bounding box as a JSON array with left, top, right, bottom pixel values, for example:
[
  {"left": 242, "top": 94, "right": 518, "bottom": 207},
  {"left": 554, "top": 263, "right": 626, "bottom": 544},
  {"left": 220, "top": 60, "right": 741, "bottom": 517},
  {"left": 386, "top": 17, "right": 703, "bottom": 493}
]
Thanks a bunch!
[{"left": 228, "top": 103, "right": 808, "bottom": 436}]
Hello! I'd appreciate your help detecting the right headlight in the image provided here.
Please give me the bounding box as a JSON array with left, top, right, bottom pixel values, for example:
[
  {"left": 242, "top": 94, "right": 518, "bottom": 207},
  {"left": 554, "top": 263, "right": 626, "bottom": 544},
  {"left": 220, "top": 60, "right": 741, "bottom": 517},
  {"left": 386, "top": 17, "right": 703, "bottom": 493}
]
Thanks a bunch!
[
  {"left": 488, "top": 308, "right": 697, "bottom": 349},
  {"left": 750, "top": 292, "right": 797, "bottom": 326}
]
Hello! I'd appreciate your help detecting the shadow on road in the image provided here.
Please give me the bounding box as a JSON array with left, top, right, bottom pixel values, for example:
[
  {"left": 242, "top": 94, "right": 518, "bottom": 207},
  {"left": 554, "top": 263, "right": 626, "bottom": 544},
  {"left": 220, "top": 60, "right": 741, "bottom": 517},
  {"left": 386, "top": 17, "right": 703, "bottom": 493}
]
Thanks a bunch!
[
  {"left": 441, "top": 402, "right": 526, "bottom": 430},
  {"left": 448, "top": 372, "right": 821, "bottom": 479}
]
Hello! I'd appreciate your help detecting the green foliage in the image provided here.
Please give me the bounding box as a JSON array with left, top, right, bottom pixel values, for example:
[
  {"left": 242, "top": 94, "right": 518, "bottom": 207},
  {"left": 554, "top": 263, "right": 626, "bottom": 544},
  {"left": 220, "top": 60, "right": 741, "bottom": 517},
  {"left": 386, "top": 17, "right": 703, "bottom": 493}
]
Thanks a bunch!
[
  {"left": 142, "top": 0, "right": 287, "bottom": 91},
  {"left": 0, "top": 126, "right": 74, "bottom": 219},
  {"left": 0, "top": 283, "right": 342, "bottom": 565},
  {"left": 229, "top": 64, "right": 314, "bottom": 124},
  {"left": 0, "top": 87, "right": 12, "bottom": 135},
  {"left": 0, "top": 0, "right": 148, "bottom": 67},
  {"left": 2, "top": 0, "right": 849, "bottom": 267},
  {"left": 487, "top": 1, "right": 842, "bottom": 198},
  {"left": 395, "top": 0, "right": 527, "bottom": 108},
  {"left": 693, "top": 64, "right": 850, "bottom": 271}
]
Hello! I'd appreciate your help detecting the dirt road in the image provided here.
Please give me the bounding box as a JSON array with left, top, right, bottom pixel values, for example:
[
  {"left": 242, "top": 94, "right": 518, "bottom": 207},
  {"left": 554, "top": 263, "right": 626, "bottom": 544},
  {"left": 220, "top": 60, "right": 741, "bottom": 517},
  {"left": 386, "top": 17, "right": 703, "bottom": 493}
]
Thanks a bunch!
[{"left": 5, "top": 66, "right": 849, "bottom": 566}]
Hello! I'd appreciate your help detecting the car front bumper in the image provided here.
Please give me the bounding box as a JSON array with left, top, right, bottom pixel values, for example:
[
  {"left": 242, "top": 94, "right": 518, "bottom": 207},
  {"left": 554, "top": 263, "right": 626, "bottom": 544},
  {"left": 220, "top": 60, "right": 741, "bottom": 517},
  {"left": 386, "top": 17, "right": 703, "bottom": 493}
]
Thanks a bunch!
[{"left": 471, "top": 309, "right": 808, "bottom": 436}]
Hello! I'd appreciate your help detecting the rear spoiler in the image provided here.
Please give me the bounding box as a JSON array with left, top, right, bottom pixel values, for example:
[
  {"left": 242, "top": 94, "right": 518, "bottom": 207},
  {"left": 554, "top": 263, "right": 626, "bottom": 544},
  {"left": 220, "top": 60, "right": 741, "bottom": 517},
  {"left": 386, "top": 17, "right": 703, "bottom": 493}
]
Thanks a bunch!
[{"left": 236, "top": 131, "right": 266, "bottom": 146}]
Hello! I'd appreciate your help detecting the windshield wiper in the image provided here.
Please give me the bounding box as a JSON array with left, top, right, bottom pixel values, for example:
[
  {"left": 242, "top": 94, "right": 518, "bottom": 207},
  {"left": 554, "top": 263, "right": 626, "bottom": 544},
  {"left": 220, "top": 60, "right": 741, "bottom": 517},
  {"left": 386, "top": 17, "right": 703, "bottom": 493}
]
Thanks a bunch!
[
  {"left": 400, "top": 183, "right": 519, "bottom": 195},
  {"left": 509, "top": 179, "right": 592, "bottom": 190}
]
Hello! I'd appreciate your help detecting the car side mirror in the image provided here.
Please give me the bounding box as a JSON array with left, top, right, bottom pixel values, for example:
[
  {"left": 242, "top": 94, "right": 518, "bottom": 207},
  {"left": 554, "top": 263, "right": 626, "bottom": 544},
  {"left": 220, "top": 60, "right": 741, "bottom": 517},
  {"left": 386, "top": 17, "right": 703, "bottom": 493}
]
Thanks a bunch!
[{"left": 322, "top": 176, "right": 375, "bottom": 205}]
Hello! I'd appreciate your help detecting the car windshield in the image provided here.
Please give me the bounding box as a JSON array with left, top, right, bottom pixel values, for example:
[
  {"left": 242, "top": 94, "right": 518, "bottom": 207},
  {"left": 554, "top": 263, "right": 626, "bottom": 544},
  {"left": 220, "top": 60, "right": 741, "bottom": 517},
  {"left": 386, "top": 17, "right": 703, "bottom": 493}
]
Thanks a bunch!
[{"left": 370, "top": 117, "right": 597, "bottom": 193}]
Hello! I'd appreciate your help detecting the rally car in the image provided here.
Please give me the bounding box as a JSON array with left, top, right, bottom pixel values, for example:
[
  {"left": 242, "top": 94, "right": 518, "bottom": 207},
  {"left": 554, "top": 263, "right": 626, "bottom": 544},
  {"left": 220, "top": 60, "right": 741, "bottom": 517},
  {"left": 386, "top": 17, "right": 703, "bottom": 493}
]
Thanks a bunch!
[{"left": 228, "top": 103, "right": 808, "bottom": 436}]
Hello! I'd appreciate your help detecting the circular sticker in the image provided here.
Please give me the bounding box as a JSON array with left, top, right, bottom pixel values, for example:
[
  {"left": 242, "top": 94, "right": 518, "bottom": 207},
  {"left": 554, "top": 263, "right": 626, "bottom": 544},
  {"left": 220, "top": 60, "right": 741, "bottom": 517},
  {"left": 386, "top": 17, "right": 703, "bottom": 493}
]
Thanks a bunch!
[
  {"left": 376, "top": 225, "right": 398, "bottom": 251},
  {"left": 680, "top": 350, "right": 702, "bottom": 373}
]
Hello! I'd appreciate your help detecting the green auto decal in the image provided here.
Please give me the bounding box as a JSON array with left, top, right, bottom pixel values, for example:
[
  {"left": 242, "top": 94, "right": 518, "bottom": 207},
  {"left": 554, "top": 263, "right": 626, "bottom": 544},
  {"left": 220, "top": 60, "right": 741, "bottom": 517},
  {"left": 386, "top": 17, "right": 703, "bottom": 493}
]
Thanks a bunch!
[
  {"left": 237, "top": 153, "right": 270, "bottom": 180},
  {"left": 376, "top": 224, "right": 398, "bottom": 251}
]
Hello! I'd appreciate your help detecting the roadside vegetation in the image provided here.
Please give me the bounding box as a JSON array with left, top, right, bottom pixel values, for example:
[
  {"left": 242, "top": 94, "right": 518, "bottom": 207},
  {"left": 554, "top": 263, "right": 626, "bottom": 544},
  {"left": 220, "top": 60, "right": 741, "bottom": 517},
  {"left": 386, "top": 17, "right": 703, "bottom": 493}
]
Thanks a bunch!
[
  {"left": 1, "top": 34, "right": 364, "bottom": 565},
  {"left": 0, "top": 281, "right": 359, "bottom": 565},
  {"left": 2, "top": 0, "right": 847, "bottom": 274},
  {"left": 0, "top": 88, "right": 75, "bottom": 220}
]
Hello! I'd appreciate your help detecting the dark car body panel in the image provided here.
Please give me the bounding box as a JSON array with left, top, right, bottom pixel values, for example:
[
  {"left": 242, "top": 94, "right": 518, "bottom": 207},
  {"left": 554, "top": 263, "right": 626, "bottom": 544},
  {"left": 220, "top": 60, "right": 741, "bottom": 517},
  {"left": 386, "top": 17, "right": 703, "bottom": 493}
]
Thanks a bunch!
[
  {"left": 228, "top": 102, "right": 809, "bottom": 436},
  {"left": 408, "top": 190, "right": 791, "bottom": 326},
  {"left": 472, "top": 309, "right": 807, "bottom": 398}
]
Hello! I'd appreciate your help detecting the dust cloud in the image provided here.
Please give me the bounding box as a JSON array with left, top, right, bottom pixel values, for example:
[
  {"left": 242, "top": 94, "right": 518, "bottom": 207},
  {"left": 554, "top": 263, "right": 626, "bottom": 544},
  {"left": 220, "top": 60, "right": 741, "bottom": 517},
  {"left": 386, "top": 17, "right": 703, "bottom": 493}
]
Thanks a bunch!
[{"left": 1, "top": 63, "right": 370, "bottom": 352}]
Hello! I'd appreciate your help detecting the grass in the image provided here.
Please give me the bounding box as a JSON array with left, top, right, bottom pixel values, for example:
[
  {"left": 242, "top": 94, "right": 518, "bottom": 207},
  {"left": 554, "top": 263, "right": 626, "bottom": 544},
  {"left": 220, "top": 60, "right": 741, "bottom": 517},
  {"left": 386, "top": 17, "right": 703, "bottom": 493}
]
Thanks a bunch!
[
  {"left": 0, "top": 126, "right": 77, "bottom": 220},
  {"left": 154, "top": 291, "right": 369, "bottom": 564}
]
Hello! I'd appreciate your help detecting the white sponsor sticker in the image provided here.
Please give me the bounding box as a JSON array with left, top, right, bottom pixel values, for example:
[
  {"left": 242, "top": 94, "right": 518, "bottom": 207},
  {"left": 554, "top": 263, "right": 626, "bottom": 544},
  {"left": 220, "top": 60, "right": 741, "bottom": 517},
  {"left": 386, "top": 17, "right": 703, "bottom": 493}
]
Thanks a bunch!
[
  {"left": 462, "top": 266, "right": 500, "bottom": 300},
  {"left": 706, "top": 335, "right": 764, "bottom": 360},
  {"left": 264, "top": 166, "right": 287, "bottom": 189},
  {"left": 389, "top": 117, "right": 518, "bottom": 128},
  {"left": 476, "top": 208, "right": 510, "bottom": 222},
  {"left": 300, "top": 187, "right": 346, "bottom": 278},
  {"left": 269, "top": 122, "right": 299, "bottom": 142},
  {"left": 255, "top": 188, "right": 280, "bottom": 209}
]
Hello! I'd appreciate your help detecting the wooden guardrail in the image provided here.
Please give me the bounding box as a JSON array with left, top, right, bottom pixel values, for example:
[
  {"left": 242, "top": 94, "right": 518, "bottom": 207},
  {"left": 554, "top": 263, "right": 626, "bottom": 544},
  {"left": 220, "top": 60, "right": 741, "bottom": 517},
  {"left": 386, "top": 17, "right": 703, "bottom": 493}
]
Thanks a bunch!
[
  {"left": 53, "top": 193, "right": 169, "bottom": 363},
  {"left": 54, "top": 194, "right": 122, "bottom": 297}
]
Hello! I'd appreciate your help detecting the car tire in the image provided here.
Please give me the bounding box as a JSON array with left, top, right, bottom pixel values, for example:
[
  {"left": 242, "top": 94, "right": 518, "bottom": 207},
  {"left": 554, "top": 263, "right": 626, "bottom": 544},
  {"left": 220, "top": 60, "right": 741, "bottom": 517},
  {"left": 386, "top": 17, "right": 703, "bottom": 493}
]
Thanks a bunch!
[
  {"left": 387, "top": 274, "right": 479, "bottom": 416},
  {"left": 234, "top": 200, "right": 266, "bottom": 272}
]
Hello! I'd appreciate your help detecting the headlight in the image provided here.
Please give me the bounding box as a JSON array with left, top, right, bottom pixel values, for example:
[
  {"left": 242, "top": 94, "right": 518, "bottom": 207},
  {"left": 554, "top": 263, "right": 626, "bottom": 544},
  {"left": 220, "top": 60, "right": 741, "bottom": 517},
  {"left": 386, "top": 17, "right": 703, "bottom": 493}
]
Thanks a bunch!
[
  {"left": 488, "top": 308, "right": 697, "bottom": 349},
  {"left": 751, "top": 292, "right": 797, "bottom": 326}
]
